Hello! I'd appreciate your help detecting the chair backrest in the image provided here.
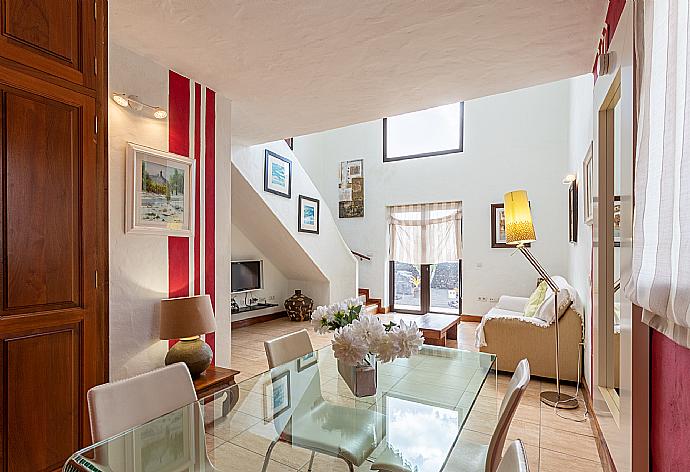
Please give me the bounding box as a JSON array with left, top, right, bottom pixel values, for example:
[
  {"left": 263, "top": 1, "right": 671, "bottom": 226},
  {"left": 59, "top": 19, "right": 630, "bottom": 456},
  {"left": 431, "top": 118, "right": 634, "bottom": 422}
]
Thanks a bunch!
[
  {"left": 496, "top": 440, "right": 530, "bottom": 472},
  {"left": 87, "top": 363, "right": 197, "bottom": 442},
  {"left": 264, "top": 329, "right": 314, "bottom": 368},
  {"left": 485, "top": 359, "right": 530, "bottom": 472}
]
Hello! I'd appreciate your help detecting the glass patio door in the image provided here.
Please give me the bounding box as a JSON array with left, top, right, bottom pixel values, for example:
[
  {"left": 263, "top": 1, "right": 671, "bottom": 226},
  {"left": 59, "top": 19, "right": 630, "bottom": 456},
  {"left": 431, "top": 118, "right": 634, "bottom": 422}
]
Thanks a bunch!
[{"left": 391, "top": 260, "right": 461, "bottom": 315}]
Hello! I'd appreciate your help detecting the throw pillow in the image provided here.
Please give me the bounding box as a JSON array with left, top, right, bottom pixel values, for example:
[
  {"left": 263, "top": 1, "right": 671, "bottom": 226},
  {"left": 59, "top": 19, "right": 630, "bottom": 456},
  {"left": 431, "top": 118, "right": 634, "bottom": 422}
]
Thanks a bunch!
[{"left": 524, "top": 281, "right": 549, "bottom": 317}]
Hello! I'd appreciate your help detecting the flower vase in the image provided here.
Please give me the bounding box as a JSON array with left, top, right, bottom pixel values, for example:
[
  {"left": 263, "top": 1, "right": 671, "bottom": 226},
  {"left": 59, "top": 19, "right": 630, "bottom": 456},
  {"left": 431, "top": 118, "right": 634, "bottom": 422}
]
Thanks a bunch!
[{"left": 337, "top": 353, "right": 377, "bottom": 397}]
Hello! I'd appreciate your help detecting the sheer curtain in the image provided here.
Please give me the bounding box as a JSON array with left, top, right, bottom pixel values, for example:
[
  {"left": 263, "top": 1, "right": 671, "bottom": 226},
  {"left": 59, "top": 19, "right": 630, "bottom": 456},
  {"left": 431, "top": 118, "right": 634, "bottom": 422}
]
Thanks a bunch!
[
  {"left": 387, "top": 202, "right": 462, "bottom": 264},
  {"left": 625, "top": 0, "right": 690, "bottom": 347}
]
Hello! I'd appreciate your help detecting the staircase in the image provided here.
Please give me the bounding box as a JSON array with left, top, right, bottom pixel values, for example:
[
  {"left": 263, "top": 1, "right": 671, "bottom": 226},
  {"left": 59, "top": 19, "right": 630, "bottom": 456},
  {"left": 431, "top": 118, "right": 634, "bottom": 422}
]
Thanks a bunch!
[{"left": 359, "top": 288, "right": 387, "bottom": 315}]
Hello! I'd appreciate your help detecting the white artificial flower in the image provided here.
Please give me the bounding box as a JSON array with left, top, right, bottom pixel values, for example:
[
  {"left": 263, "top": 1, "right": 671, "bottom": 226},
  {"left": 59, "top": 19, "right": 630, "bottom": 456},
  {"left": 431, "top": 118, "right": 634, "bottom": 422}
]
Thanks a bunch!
[
  {"left": 349, "top": 314, "right": 386, "bottom": 349},
  {"left": 374, "top": 334, "right": 400, "bottom": 363},
  {"left": 390, "top": 320, "right": 424, "bottom": 358},
  {"left": 311, "top": 306, "right": 331, "bottom": 334},
  {"left": 332, "top": 325, "right": 369, "bottom": 366}
]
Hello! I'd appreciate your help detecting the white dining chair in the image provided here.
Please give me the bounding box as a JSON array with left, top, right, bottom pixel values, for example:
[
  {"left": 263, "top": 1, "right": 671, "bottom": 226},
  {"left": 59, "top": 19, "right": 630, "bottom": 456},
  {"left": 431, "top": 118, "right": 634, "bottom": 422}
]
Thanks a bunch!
[
  {"left": 263, "top": 330, "right": 384, "bottom": 472},
  {"left": 264, "top": 328, "right": 314, "bottom": 368},
  {"left": 496, "top": 440, "right": 530, "bottom": 472},
  {"left": 371, "top": 358, "right": 531, "bottom": 472},
  {"left": 87, "top": 363, "right": 218, "bottom": 470}
]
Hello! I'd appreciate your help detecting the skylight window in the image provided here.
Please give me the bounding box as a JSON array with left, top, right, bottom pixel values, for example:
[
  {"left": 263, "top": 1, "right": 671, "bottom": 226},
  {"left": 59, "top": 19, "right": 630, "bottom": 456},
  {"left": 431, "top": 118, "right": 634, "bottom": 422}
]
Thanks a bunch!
[{"left": 383, "top": 102, "right": 464, "bottom": 162}]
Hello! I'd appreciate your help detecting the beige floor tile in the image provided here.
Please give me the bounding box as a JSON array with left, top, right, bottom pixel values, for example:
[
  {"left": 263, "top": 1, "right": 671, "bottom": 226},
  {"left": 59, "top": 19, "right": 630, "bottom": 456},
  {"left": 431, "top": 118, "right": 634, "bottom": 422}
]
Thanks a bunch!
[
  {"left": 208, "top": 441, "right": 296, "bottom": 471},
  {"left": 539, "top": 425, "right": 601, "bottom": 462},
  {"left": 540, "top": 403, "right": 594, "bottom": 437},
  {"left": 230, "top": 423, "right": 312, "bottom": 469},
  {"left": 539, "top": 448, "right": 603, "bottom": 472}
]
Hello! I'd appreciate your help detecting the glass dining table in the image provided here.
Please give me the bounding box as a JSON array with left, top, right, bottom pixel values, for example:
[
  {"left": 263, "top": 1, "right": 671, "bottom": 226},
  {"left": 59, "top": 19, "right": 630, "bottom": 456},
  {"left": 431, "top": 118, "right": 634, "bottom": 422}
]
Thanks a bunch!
[{"left": 64, "top": 345, "right": 497, "bottom": 472}]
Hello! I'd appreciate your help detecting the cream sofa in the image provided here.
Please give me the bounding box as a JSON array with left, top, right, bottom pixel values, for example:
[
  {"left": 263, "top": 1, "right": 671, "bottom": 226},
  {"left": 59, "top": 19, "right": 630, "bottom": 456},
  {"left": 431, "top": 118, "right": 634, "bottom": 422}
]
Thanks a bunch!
[{"left": 476, "top": 278, "right": 584, "bottom": 382}]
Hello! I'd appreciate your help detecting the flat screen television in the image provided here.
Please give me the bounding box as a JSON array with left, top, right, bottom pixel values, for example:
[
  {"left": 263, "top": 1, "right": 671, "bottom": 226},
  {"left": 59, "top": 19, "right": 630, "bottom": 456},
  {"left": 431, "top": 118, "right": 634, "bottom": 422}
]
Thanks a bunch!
[{"left": 231, "top": 260, "right": 263, "bottom": 293}]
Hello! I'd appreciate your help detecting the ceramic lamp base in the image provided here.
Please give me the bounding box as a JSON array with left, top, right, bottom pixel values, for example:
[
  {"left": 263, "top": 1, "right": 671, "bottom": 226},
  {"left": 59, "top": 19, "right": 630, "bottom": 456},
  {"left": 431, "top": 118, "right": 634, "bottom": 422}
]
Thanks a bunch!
[{"left": 165, "top": 337, "right": 213, "bottom": 378}]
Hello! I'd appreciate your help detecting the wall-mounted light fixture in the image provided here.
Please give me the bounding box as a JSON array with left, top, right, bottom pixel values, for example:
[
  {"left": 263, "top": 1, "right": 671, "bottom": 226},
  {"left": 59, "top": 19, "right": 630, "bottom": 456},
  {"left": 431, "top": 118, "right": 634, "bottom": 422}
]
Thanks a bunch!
[
  {"left": 112, "top": 92, "right": 168, "bottom": 120},
  {"left": 562, "top": 174, "right": 577, "bottom": 185}
]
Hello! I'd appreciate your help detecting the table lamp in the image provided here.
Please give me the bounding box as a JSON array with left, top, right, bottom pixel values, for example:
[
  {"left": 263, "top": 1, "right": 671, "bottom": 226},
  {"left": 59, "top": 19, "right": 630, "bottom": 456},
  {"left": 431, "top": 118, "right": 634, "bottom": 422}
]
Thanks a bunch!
[
  {"left": 504, "top": 190, "right": 577, "bottom": 409},
  {"left": 160, "top": 294, "right": 216, "bottom": 378}
]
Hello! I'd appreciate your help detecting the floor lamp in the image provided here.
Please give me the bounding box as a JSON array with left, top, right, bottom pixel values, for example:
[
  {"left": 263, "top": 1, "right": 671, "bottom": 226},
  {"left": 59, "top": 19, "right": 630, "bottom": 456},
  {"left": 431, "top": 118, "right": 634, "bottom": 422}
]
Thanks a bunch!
[{"left": 504, "top": 190, "right": 578, "bottom": 409}]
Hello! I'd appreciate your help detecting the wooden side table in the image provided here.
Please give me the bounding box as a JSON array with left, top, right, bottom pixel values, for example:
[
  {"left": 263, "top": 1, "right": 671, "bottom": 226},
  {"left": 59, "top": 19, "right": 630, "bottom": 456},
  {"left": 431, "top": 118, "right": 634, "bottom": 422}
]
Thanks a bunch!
[{"left": 193, "top": 365, "right": 240, "bottom": 416}]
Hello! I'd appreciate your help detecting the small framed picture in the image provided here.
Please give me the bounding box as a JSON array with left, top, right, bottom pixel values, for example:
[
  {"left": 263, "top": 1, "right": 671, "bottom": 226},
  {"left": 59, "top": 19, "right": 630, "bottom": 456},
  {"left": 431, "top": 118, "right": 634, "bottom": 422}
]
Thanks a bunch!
[
  {"left": 126, "top": 143, "right": 195, "bottom": 236},
  {"left": 298, "top": 196, "right": 320, "bottom": 234},
  {"left": 264, "top": 371, "right": 291, "bottom": 422},
  {"left": 583, "top": 143, "right": 594, "bottom": 225},
  {"left": 297, "top": 351, "right": 318, "bottom": 372},
  {"left": 264, "top": 149, "right": 292, "bottom": 198},
  {"left": 491, "top": 203, "right": 530, "bottom": 249},
  {"left": 614, "top": 195, "right": 621, "bottom": 247},
  {"left": 569, "top": 180, "right": 578, "bottom": 243}
]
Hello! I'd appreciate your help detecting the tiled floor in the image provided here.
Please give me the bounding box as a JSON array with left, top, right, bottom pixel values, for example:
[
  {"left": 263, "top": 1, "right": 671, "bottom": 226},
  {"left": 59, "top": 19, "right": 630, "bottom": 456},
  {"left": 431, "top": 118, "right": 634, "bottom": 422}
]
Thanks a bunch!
[{"left": 218, "top": 317, "right": 603, "bottom": 471}]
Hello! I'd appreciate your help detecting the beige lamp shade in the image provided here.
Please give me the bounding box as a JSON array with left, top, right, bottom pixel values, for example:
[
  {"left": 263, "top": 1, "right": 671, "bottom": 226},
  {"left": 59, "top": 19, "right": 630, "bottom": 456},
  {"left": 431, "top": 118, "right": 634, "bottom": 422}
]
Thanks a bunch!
[
  {"left": 159, "top": 295, "right": 216, "bottom": 340},
  {"left": 503, "top": 190, "right": 537, "bottom": 245}
]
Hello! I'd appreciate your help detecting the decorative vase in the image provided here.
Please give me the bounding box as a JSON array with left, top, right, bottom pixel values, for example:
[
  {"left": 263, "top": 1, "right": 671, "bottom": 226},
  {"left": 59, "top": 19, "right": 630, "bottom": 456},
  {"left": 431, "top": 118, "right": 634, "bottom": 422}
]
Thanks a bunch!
[
  {"left": 337, "top": 353, "right": 377, "bottom": 397},
  {"left": 284, "top": 290, "right": 314, "bottom": 321}
]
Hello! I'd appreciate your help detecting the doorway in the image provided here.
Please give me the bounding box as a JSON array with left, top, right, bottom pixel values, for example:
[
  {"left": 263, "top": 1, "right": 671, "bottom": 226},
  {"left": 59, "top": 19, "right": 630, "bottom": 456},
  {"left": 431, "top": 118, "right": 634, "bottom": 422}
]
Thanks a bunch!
[{"left": 390, "top": 261, "right": 461, "bottom": 315}]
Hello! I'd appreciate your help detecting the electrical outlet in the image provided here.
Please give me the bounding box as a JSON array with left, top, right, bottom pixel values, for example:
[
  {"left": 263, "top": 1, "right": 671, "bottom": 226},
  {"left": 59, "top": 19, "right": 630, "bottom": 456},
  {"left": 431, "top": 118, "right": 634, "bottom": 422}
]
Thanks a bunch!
[
  {"left": 268, "top": 295, "right": 276, "bottom": 301},
  {"left": 477, "top": 296, "right": 488, "bottom": 302},
  {"left": 488, "top": 297, "right": 498, "bottom": 303}
]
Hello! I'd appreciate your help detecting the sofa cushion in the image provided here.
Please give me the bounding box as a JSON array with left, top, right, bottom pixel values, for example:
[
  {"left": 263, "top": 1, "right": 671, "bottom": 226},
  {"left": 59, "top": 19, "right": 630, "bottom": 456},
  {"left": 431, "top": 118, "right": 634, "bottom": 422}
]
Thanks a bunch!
[
  {"left": 524, "top": 281, "right": 548, "bottom": 317},
  {"left": 535, "top": 276, "right": 576, "bottom": 323}
]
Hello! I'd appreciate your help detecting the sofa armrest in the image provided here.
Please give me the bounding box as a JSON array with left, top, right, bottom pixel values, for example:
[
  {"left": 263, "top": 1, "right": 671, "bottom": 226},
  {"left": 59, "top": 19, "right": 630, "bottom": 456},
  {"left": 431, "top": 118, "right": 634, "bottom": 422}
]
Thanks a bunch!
[{"left": 494, "top": 295, "right": 528, "bottom": 313}]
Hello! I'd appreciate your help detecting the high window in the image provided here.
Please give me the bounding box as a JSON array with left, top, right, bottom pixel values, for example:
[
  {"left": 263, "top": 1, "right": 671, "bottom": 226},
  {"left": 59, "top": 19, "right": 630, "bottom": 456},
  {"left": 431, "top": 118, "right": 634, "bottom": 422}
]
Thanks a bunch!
[{"left": 383, "top": 102, "right": 464, "bottom": 162}]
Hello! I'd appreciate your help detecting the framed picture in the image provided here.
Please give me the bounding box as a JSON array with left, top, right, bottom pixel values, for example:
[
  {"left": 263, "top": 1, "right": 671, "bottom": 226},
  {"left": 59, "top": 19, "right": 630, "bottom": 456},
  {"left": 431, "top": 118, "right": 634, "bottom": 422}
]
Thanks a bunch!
[
  {"left": 338, "top": 159, "right": 365, "bottom": 218},
  {"left": 583, "top": 143, "right": 594, "bottom": 225},
  {"left": 569, "top": 180, "right": 578, "bottom": 243},
  {"left": 297, "top": 351, "right": 318, "bottom": 372},
  {"left": 126, "top": 143, "right": 195, "bottom": 236},
  {"left": 133, "top": 406, "right": 195, "bottom": 472},
  {"left": 264, "top": 370, "right": 291, "bottom": 422},
  {"left": 264, "top": 150, "right": 292, "bottom": 198},
  {"left": 491, "top": 203, "right": 530, "bottom": 249},
  {"left": 614, "top": 195, "right": 621, "bottom": 247},
  {"left": 298, "top": 196, "right": 320, "bottom": 234}
]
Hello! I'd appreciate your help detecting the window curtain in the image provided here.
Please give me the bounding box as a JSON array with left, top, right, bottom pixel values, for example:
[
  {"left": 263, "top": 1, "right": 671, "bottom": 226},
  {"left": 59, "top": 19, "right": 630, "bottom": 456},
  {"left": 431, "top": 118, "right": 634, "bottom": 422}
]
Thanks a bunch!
[
  {"left": 387, "top": 202, "right": 462, "bottom": 265},
  {"left": 624, "top": 0, "right": 690, "bottom": 347}
]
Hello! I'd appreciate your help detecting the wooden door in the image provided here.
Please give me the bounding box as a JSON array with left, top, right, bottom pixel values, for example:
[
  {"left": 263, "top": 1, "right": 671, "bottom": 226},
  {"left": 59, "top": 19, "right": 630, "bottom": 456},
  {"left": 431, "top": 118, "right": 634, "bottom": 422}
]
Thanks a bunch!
[{"left": 0, "top": 2, "right": 107, "bottom": 471}]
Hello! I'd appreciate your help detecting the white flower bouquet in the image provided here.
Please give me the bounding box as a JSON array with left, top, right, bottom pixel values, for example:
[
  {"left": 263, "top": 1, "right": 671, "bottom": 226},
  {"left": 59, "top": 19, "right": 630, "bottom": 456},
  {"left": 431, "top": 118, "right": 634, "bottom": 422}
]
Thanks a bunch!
[{"left": 311, "top": 296, "right": 424, "bottom": 366}]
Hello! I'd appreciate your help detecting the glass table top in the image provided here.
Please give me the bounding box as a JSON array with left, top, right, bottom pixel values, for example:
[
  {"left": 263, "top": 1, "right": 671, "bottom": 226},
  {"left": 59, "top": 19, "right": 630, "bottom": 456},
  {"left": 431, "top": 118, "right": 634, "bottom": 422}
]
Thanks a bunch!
[{"left": 65, "top": 345, "right": 496, "bottom": 472}]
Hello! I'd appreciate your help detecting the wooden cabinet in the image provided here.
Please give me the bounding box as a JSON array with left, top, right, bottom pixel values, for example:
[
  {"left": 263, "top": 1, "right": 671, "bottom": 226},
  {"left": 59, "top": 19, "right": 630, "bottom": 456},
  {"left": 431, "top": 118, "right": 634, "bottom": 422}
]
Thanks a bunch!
[
  {"left": 0, "top": 0, "right": 96, "bottom": 88},
  {"left": 0, "top": 2, "right": 107, "bottom": 471}
]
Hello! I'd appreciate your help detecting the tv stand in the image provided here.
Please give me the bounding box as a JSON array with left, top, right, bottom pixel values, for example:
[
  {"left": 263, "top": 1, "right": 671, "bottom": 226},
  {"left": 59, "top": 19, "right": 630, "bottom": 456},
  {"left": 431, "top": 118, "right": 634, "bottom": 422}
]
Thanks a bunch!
[{"left": 231, "top": 303, "right": 279, "bottom": 315}]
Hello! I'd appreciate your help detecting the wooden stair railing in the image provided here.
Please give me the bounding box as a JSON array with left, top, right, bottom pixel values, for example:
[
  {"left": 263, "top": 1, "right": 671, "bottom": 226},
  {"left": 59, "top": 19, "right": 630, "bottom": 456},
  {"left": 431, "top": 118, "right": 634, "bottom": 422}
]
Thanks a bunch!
[{"left": 351, "top": 250, "right": 371, "bottom": 261}]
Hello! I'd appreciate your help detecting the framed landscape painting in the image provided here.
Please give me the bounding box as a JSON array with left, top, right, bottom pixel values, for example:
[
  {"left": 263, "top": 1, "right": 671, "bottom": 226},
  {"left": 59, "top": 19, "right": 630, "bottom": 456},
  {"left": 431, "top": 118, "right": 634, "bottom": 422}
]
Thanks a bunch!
[
  {"left": 126, "top": 143, "right": 195, "bottom": 236},
  {"left": 264, "top": 149, "right": 292, "bottom": 198},
  {"left": 491, "top": 203, "right": 530, "bottom": 248},
  {"left": 298, "top": 195, "right": 320, "bottom": 234}
]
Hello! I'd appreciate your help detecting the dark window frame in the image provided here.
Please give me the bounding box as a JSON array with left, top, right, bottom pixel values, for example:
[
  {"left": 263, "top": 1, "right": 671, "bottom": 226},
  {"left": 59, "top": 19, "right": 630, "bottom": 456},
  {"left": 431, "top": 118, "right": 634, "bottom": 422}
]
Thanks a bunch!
[{"left": 383, "top": 102, "right": 465, "bottom": 162}]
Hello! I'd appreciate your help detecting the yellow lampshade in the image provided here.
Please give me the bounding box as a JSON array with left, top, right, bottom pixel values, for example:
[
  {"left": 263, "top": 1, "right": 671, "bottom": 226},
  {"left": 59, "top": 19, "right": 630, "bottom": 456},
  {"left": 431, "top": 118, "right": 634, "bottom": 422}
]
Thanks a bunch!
[{"left": 503, "top": 190, "right": 536, "bottom": 245}]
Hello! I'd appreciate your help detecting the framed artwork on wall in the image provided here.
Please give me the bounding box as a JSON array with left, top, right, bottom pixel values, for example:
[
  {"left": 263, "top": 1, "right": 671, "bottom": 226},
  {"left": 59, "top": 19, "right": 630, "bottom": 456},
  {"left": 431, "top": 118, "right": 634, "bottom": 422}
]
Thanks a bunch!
[
  {"left": 569, "top": 180, "right": 578, "bottom": 243},
  {"left": 583, "top": 143, "right": 594, "bottom": 225},
  {"left": 614, "top": 195, "right": 621, "bottom": 247},
  {"left": 338, "top": 159, "right": 365, "bottom": 218},
  {"left": 491, "top": 203, "right": 531, "bottom": 248},
  {"left": 126, "top": 142, "right": 195, "bottom": 236},
  {"left": 264, "top": 149, "right": 292, "bottom": 198},
  {"left": 298, "top": 195, "right": 320, "bottom": 234}
]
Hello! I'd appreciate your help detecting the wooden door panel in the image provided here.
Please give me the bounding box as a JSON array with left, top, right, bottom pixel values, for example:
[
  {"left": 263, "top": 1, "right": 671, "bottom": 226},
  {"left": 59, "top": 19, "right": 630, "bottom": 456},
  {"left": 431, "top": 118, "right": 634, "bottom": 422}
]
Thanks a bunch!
[
  {"left": 4, "top": 326, "right": 80, "bottom": 472},
  {"left": 0, "top": 0, "right": 94, "bottom": 88},
  {"left": 4, "top": 90, "right": 81, "bottom": 311}
]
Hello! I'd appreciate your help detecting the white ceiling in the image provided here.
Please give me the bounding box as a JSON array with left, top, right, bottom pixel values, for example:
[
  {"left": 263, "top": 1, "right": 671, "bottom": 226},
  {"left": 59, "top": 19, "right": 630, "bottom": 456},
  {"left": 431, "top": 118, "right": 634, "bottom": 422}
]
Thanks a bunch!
[{"left": 110, "top": 0, "right": 606, "bottom": 145}]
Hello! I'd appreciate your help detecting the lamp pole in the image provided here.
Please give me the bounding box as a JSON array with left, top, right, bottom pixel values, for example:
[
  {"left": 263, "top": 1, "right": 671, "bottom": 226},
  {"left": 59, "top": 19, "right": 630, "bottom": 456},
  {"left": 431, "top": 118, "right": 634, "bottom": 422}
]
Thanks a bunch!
[{"left": 517, "top": 244, "right": 577, "bottom": 409}]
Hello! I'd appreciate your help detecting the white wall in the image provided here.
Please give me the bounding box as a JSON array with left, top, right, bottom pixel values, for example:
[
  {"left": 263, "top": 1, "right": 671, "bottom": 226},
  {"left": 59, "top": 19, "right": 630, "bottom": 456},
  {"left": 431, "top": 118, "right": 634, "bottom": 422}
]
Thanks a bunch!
[
  {"left": 231, "top": 224, "right": 289, "bottom": 321},
  {"left": 296, "top": 79, "right": 578, "bottom": 315},
  {"left": 109, "top": 43, "right": 170, "bottom": 380},
  {"left": 109, "top": 43, "right": 232, "bottom": 380},
  {"left": 566, "top": 74, "right": 594, "bottom": 384},
  {"left": 231, "top": 140, "right": 358, "bottom": 305}
]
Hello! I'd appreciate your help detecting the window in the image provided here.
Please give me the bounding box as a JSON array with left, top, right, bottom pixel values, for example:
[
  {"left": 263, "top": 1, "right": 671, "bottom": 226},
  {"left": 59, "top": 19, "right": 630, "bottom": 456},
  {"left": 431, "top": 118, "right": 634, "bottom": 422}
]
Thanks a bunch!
[{"left": 383, "top": 102, "right": 464, "bottom": 162}]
